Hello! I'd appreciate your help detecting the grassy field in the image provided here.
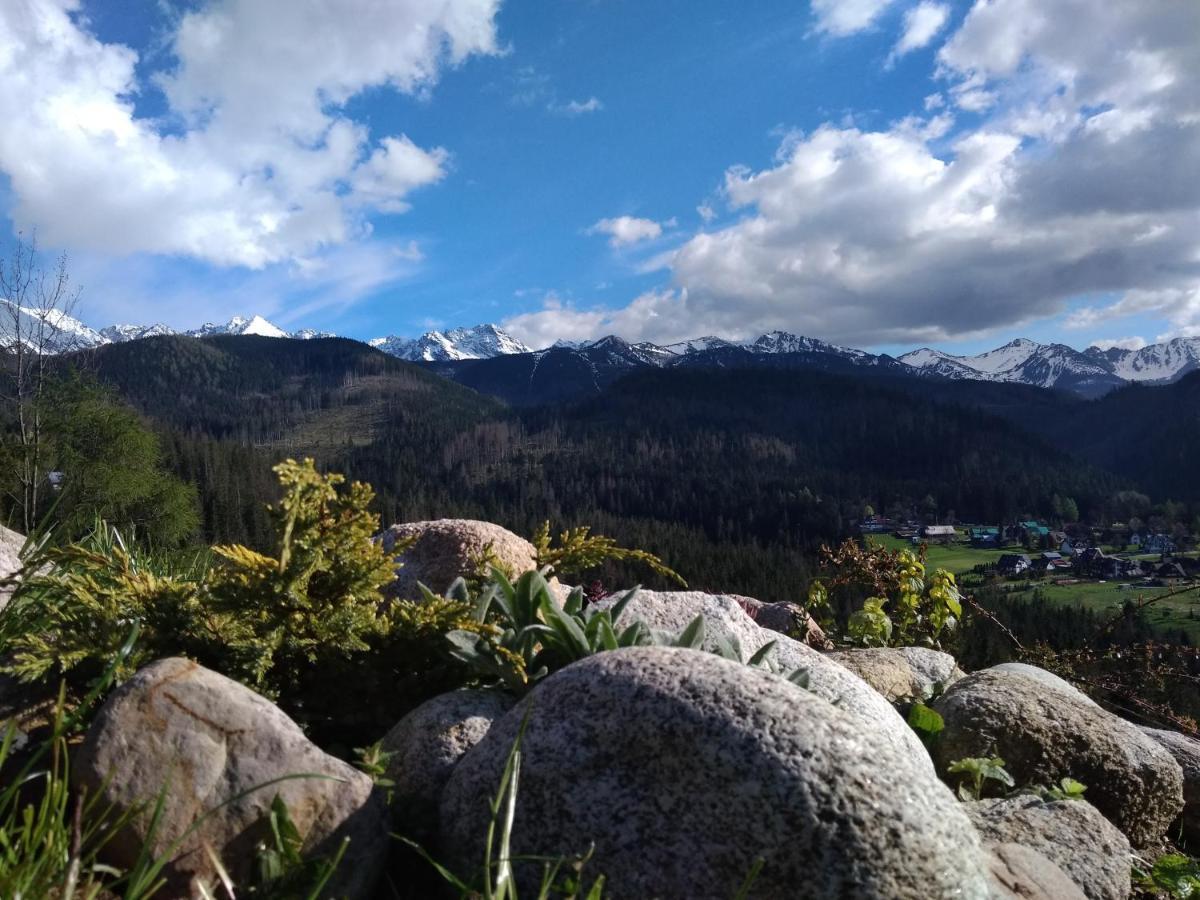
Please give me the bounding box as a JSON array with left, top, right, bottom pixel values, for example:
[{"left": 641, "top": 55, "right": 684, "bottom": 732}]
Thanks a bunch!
[
  {"left": 866, "top": 532, "right": 1200, "bottom": 640},
  {"left": 867, "top": 533, "right": 1021, "bottom": 575},
  {"left": 1006, "top": 580, "right": 1200, "bottom": 641}
]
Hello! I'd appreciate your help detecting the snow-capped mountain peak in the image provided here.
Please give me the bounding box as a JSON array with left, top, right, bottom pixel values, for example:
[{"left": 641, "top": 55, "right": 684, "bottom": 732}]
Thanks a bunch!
[
  {"left": 368, "top": 324, "right": 531, "bottom": 362},
  {"left": 0, "top": 298, "right": 107, "bottom": 352}
]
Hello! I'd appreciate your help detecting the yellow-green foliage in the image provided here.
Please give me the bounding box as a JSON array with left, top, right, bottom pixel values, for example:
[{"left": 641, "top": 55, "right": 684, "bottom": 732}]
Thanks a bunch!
[
  {"left": 532, "top": 521, "right": 687, "bottom": 587},
  {"left": 204, "top": 458, "right": 398, "bottom": 693},
  {"left": 814, "top": 538, "right": 963, "bottom": 649},
  {"left": 2, "top": 460, "right": 483, "bottom": 740}
]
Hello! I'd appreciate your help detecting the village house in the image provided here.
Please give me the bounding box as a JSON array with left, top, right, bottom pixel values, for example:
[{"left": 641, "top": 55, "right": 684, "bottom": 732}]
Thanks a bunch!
[{"left": 997, "top": 553, "right": 1032, "bottom": 577}]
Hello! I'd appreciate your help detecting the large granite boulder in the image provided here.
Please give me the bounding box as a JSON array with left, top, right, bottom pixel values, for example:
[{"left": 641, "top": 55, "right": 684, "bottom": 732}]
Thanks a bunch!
[
  {"left": 595, "top": 590, "right": 932, "bottom": 767},
  {"left": 75, "top": 658, "right": 388, "bottom": 898},
  {"left": 827, "top": 646, "right": 964, "bottom": 703},
  {"left": 1141, "top": 726, "right": 1200, "bottom": 844},
  {"left": 381, "top": 689, "right": 514, "bottom": 840},
  {"left": 965, "top": 795, "right": 1130, "bottom": 900},
  {"left": 440, "top": 647, "right": 991, "bottom": 899},
  {"left": 932, "top": 665, "right": 1183, "bottom": 846},
  {"left": 379, "top": 519, "right": 538, "bottom": 599}
]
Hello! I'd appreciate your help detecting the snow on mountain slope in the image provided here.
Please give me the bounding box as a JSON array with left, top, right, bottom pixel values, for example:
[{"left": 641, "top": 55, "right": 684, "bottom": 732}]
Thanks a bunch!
[
  {"left": 1087, "top": 338, "right": 1200, "bottom": 383},
  {"left": 369, "top": 324, "right": 531, "bottom": 362},
  {"left": 662, "top": 336, "right": 739, "bottom": 355},
  {"left": 186, "top": 314, "right": 288, "bottom": 338},
  {"left": 0, "top": 299, "right": 107, "bottom": 352},
  {"left": 100, "top": 323, "right": 177, "bottom": 342},
  {"left": 749, "top": 330, "right": 868, "bottom": 359},
  {"left": 958, "top": 338, "right": 1041, "bottom": 374}
]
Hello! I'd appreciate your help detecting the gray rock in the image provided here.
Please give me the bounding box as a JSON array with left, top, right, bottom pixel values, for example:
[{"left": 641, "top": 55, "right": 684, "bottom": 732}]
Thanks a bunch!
[
  {"left": 598, "top": 590, "right": 933, "bottom": 767},
  {"left": 0, "top": 524, "right": 23, "bottom": 611},
  {"left": 381, "top": 689, "right": 514, "bottom": 840},
  {"left": 1142, "top": 726, "right": 1200, "bottom": 843},
  {"left": 76, "top": 658, "right": 388, "bottom": 898},
  {"left": 933, "top": 665, "right": 1183, "bottom": 846},
  {"left": 988, "top": 662, "right": 1098, "bottom": 705},
  {"left": 986, "top": 843, "right": 1087, "bottom": 900},
  {"left": 440, "top": 647, "right": 991, "bottom": 899},
  {"left": 827, "top": 646, "right": 964, "bottom": 703},
  {"left": 731, "top": 595, "right": 830, "bottom": 647},
  {"left": 966, "top": 795, "right": 1130, "bottom": 900},
  {"left": 380, "top": 519, "right": 539, "bottom": 599}
]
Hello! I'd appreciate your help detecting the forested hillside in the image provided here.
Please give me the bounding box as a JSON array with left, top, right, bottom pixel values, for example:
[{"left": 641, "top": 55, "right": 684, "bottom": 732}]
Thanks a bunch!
[{"left": 38, "top": 334, "right": 1177, "bottom": 603}]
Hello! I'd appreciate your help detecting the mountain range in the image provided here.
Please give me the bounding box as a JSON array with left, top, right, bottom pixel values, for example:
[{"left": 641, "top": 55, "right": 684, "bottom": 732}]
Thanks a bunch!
[{"left": 4, "top": 299, "right": 1198, "bottom": 398}]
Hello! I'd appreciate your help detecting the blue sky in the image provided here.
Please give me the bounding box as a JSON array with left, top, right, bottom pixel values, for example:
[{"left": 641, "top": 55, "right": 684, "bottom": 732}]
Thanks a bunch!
[{"left": 1, "top": 0, "right": 1197, "bottom": 354}]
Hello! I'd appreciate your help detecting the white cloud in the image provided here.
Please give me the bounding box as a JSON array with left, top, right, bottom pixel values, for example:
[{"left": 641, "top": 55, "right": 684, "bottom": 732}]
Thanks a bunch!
[
  {"left": 557, "top": 0, "right": 1200, "bottom": 348},
  {"left": 891, "top": 2, "right": 950, "bottom": 61},
  {"left": 587, "top": 216, "right": 666, "bottom": 248},
  {"left": 502, "top": 290, "right": 685, "bottom": 349},
  {"left": 554, "top": 97, "right": 604, "bottom": 116},
  {"left": 1090, "top": 337, "right": 1147, "bottom": 352},
  {"left": 810, "top": 0, "right": 897, "bottom": 36},
  {"left": 0, "top": 0, "right": 500, "bottom": 269}
]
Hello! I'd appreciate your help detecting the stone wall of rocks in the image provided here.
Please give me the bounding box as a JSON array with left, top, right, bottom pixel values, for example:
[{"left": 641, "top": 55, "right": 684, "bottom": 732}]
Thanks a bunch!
[{"left": 67, "top": 519, "right": 1200, "bottom": 898}]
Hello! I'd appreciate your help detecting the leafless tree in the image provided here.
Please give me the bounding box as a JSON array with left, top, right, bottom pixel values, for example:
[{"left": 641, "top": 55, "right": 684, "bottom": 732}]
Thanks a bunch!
[{"left": 0, "top": 232, "right": 84, "bottom": 533}]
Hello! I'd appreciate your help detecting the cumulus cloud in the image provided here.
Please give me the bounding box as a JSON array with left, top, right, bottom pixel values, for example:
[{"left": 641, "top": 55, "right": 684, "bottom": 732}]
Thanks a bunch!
[
  {"left": 810, "top": 0, "right": 897, "bottom": 36},
  {"left": 560, "top": 0, "right": 1200, "bottom": 347},
  {"left": 1090, "top": 337, "right": 1147, "bottom": 352},
  {"left": 0, "top": 0, "right": 500, "bottom": 268},
  {"left": 890, "top": 2, "right": 950, "bottom": 61},
  {"left": 587, "top": 216, "right": 667, "bottom": 248},
  {"left": 502, "top": 290, "right": 686, "bottom": 349},
  {"left": 554, "top": 97, "right": 604, "bottom": 116}
]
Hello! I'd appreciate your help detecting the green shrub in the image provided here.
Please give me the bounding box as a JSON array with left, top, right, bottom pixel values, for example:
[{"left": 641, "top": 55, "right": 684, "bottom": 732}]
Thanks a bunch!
[
  {"left": 810, "top": 539, "right": 963, "bottom": 649},
  {"left": 532, "top": 522, "right": 686, "bottom": 587}
]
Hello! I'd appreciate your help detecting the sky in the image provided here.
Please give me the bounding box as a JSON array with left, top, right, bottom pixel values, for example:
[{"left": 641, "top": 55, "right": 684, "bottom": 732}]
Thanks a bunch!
[{"left": 0, "top": 0, "right": 1197, "bottom": 355}]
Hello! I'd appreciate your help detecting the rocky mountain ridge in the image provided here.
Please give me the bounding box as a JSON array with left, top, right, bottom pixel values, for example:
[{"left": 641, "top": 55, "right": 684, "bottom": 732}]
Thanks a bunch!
[{"left": 7, "top": 298, "right": 1199, "bottom": 395}]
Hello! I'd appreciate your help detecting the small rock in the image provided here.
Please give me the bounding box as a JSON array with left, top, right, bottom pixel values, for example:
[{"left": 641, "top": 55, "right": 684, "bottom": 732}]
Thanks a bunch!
[
  {"left": 933, "top": 665, "right": 1183, "bottom": 846},
  {"left": 1141, "top": 726, "right": 1200, "bottom": 844},
  {"left": 381, "top": 689, "right": 514, "bottom": 840},
  {"left": 827, "top": 646, "right": 964, "bottom": 703},
  {"left": 0, "top": 524, "right": 24, "bottom": 611},
  {"left": 440, "top": 647, "right": 991, "bottom": 899},
  {"left": 732, "top": 595, "right": 830, "bottom": 647},
  {"left": 597, "top": 590, "right": 934, "bottom": 767},
  {"left": 76, "top": 658, "right": 389, "bottom": 898},
  {"left": 380, "top": 519, "right": 538, "bottom": 599},
  {"left": 966, "top": 795, "right": 1130, "bottom": 900},
  {"left": 986, "top": 843, "right": 1087, "bottom": 900}
]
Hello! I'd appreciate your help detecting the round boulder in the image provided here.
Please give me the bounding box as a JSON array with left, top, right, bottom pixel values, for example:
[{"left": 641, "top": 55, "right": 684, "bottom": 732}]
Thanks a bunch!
[
  {"left": 965, "top": 795, "right": 1130, "bottom": 900},
  {"left": 596, "top": 590, "right": 932, "bottom": 767},
  {"left": 827, "top": 646, "right": 964, "bottom": 703},
  {"left": 380, "top": 519, "right": 538, "bottom": 599},
  {"left": 1141, "top": 726, "right": 1200, "bottom": 844},
  {"left": 440, "top": 647, "right": 991, "bottom": 899},
  {"left": 381, "top": 689, "right": 514, "bottom": 840},
  {"left": 732, "top": 595, "right": 830, "bottom": 647},
  {"left": 932, "top": 665, "right": 1183, "bottom": 847},
  {"left": 75, "top": 658, "right": 388, "bottom": 898}
]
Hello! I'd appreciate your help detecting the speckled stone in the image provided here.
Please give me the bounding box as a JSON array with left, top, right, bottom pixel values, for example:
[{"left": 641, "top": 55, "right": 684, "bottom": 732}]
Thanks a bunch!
[
  {"left": 933, "top": 666, "right": 1183, "bottom": 847},
  {"left": 381, "top": 689, "right": 514, "bottom": 840},
  {"left": 379, "top": 519, "right": 539, "bottom": 599},
  {"left": 439, "top": 647, "right": 991, "bottom": 899},
  {"left": 595, "top": 590, "right": 933, "bottom": 768},
  {"left": 986, "top": 843, "right": 1087, "bottom": 900},
  {"left": 76, "top": 658, "right": 388, "bottom": 898},
  {"left": 1141, "top": 726, "right": 1200, "bottom": 844},
  {"left": 827, "top": 646, "right": 964, "bottom": 703},
  {"left": 966, "top": 796, "right": 1130, "bottom": 900},
  {"left": 0, "top": 524, "right": 23, "bottom": 611}
]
